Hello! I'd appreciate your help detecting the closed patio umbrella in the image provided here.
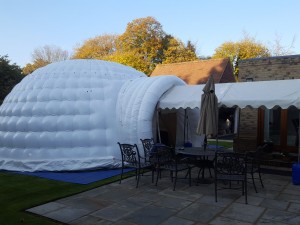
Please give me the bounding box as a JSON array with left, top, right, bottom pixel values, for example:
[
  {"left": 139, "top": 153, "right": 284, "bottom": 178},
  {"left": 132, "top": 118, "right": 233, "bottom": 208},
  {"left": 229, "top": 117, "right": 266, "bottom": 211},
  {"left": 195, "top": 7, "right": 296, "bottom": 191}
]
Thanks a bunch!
[{"left": 196, "top": 75, "right": 218, "bottom": 142}]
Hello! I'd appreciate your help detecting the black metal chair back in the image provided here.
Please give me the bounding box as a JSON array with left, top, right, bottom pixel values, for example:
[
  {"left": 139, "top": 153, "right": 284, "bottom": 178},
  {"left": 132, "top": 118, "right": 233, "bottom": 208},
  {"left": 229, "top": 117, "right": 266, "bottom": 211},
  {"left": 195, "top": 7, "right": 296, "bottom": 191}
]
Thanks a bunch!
[
  {"left": 214, "top": 152, "right": 248, "bottom": 204},
  {"left": 118, "top": 143, "right": 140, "bottom": 167},
  {"left": 118, "top": 142, "right": 145, "bottom": 188},
  {"left": 150, "top": 145, "right": 191, "bottom": 191},
  {"left": 140, "top": 138, "right": 155, "bottom": 163}
]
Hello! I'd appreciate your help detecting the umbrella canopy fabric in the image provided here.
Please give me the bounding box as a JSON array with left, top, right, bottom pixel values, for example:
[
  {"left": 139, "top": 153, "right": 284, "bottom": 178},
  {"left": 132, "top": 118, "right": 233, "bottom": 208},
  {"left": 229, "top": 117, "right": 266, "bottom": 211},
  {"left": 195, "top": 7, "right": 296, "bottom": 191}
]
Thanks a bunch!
[{"left": 196, "top": 75, "right": 218, "bottom": 137}]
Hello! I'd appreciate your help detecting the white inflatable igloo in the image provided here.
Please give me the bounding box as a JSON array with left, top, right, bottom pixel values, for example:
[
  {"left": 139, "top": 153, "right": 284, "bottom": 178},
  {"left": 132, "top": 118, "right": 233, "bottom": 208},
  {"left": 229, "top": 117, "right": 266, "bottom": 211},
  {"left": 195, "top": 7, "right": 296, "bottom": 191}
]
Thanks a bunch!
[{"left": 0, "top": 59, "right": 184, "bottom": 172}]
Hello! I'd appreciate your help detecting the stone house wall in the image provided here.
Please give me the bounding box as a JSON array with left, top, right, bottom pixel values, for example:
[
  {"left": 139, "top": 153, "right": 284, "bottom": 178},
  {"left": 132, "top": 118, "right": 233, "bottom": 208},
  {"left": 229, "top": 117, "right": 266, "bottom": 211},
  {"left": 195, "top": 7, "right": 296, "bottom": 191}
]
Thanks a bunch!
[
  {"left": 236, "top": 55, "right": 300, "bottom": 151},
  {"left": 239, "top": 55, "right": 300, "bottom": 81}
]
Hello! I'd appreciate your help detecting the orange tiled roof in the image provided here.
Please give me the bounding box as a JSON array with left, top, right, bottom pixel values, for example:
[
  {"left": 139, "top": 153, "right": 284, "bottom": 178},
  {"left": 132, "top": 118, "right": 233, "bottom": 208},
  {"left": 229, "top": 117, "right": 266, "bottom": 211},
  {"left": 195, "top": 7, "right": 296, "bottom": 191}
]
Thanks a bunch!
[{"left": 151, "top": 58, "right": 234, "bottom": 84}]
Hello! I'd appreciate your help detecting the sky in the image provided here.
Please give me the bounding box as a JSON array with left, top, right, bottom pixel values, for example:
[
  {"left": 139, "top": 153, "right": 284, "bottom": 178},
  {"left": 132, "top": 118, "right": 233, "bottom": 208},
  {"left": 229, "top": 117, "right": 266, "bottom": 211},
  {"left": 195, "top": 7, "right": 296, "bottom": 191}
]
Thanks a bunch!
[{"left": 1, "top": 0, "right": 300, "bottom": 67}]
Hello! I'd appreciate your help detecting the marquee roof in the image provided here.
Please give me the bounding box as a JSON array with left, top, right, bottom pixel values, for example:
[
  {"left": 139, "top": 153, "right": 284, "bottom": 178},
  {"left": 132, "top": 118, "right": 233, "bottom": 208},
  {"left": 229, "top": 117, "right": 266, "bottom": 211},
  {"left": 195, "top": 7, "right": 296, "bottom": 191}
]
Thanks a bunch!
[{"left": 158, "top": 79, "right": 300, "bottom": 110}]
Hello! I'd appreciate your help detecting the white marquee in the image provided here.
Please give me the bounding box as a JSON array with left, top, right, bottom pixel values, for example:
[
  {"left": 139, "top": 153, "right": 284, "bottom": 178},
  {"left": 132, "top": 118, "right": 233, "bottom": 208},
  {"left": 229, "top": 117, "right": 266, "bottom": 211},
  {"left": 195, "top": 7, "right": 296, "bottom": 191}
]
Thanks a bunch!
[{"left": 158, "top": 79, "right": 300, "bottom": 110}]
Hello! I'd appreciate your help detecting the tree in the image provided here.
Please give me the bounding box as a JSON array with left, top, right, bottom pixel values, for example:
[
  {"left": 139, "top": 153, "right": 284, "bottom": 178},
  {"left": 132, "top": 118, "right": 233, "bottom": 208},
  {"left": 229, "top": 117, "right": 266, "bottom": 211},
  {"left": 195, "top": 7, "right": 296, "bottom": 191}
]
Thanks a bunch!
[
  {"left": 71, "top": 17, "right": 200, "bottom": 75},
  {"left": 105, "top": 49, "right": 150, "bottom": 74},
  {"left": 23, "top": 45, "right": 69, "bottom": 75},
  {"left": 116, "top": 16, "right": 165, "bottom": 74},
  {"left": 32, "top": 45, "right": 69, "bottom": 63},
  {"left": 0, "top": 55, "right": 23, "bottom": 105},
  {"left": 213, "top": 35, "right": 270, "bottom": 78},
  {"left": 186, "top": 40, "right": 196, "bottom": 53},
  {"left": 269, "top": 33, "right": 295, "bottom": 56},
  {"left": 73, "top": 34, "right": 118, "bottom": 59},
  {"left": 163, "top": 37, "right": 198, "bottom": 64},
  {"left": 22, "top": 59, "right": 49, "bottom": 75}
]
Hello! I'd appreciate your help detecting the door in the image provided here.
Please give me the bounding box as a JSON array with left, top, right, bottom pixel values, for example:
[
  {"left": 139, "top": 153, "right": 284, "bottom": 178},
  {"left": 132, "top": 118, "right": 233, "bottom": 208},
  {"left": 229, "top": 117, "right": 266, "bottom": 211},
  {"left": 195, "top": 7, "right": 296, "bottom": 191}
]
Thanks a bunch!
[{"left": 261, "top": 107, "right": 299, "bottom": 153}]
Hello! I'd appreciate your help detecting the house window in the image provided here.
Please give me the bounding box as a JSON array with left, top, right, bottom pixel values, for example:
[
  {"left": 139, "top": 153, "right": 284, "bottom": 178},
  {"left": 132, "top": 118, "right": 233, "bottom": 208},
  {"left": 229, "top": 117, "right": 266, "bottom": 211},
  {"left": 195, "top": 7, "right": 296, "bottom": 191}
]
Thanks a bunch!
[
  {"left": 263, "top": 107, "right": 299, "bottom": 149},
  {"left": 264, "top": 108, "right": 281, "bottom": 145},
  {"left": 287, "top": 107, "right": 299, "bottom": 147}
]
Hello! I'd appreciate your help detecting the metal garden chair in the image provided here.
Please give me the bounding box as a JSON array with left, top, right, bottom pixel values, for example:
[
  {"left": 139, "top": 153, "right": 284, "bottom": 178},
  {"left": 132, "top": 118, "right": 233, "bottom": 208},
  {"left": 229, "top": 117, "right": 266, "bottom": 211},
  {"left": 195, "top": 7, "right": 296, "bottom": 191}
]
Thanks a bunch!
[
  {"left": 118, "top": 142, "right": 152, "bottom": 188},
  {"left": 214, "top": 152, "right": 248, "bottom": 204}
]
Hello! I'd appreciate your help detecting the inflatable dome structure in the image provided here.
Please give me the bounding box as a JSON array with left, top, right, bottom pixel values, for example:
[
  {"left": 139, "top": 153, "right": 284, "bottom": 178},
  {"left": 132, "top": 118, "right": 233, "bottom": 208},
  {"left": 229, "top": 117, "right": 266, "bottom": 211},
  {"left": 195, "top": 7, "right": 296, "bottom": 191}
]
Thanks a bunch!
[{"left": 0, "top": 60, "right": 184, "bottom": 171}]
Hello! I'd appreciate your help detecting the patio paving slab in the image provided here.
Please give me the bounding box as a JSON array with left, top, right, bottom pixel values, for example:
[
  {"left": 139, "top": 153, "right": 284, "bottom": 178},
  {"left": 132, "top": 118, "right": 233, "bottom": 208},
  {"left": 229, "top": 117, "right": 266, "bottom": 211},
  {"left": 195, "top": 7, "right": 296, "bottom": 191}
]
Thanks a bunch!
[
  {"left": 26, "top": 201, "right": 65, "bottom": 215},
  {"left": 117, "top": 196, "right": 152, "bottom": 210},
  {"left": 256, "top": 218, "right": 290, "bottom": 225},
  {"left": 196, "top": 194, "right": 234, "bottom": 208},
  {"left": 59, "top": 196, "right": 113, "bottom": 212},
  {"left": 177, "top": 202, "right": 223, "bottom": 223},
  {"left": 261, "top": 208, "right": 300, "bottom": 225},
  {"left": 220, "top": 202, "right": 265, "bottom": 223},
  {"left": 259, "top": 198, "right": 289, "bottom": 210},
  {"left": 153, "top": 195, "right": 193, "bottom": 210},
  {"left": 26, "top": 170, "right": 300, "bottom": 225},
  {"left": 123, "top": 205, "right": 176, "bottom": 225},
  {"left": 276, "top": 193, "right": 300, "bottom": 204},
  {"left": 160, "top": 216, "right": 194, "bottom": 225},
  {"left": 111, "top": 221, "right": 139, "bottom": 225},
  {"left": 44, "top": 206, "right": 90, "bottom": 224},
  {"left": 209, "top": 216, "right": 253, "bottom": 225},
  {"left": 91, "top": 204, "right": 133, "bottom": 222},
  {"left": 287, "top": 202, "right": 300, "bottom": 213},
  {"left": 70, "top": 215, "right": 112, "bottom": 225},
  {"left": 235, "top": 195, "right": 264, "bottom": 206}
]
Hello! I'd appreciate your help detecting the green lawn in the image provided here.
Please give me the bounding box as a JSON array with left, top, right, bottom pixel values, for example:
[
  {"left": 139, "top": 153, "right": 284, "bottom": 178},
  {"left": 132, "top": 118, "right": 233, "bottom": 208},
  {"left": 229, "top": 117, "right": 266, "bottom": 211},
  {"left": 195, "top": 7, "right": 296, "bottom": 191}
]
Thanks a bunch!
[
  {"left": 0, "top": 171, "right": 133, "bottom": 225},
  {"left": 208, "top": 139, "right": 233, "bottom": 149}
]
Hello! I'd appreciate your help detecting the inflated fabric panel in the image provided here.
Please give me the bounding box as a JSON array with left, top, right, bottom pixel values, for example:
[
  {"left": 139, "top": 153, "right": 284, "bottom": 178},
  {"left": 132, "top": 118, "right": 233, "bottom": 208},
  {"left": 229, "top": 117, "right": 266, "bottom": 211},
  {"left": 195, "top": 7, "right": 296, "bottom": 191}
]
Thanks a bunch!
[
  {"left": 116, "top": 75, "right": 185, "bottom": 153},
  {"left": 0, "top": 60, "right": 145, "bottom": 171}
]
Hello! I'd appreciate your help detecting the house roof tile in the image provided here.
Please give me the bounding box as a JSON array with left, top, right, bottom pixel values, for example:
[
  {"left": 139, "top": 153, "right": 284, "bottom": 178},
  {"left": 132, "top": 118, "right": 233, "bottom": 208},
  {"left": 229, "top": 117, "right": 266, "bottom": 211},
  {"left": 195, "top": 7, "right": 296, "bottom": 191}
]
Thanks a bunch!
[{"left": 151, "top": 58, "right": 234, "bottom": 84}]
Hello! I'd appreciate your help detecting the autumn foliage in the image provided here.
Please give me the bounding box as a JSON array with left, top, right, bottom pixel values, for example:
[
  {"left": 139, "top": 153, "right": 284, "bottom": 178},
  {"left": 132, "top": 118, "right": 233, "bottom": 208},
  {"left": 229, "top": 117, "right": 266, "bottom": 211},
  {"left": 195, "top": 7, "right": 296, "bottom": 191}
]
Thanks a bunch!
[
  {"left": 212, "top": 36, "right": 270, "bottom": 78},
  {"left": 73, "top": 17, "right": 197, "bottom": 75}
]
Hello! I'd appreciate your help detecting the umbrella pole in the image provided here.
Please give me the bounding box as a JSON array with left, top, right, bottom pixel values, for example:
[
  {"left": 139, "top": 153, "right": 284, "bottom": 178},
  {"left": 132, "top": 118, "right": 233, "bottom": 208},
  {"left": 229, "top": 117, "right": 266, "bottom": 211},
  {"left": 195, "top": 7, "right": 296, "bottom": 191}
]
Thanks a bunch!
[{"left": 204, "top": 135, "right": 207, "bottom": 150}]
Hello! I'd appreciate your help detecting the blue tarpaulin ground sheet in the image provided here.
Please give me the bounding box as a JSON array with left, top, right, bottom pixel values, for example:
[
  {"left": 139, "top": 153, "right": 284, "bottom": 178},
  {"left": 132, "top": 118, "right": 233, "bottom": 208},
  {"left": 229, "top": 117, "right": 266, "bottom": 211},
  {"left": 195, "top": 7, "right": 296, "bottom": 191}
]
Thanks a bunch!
[{"left": 16, "top": 168, "right": 134, "bottom": 184}]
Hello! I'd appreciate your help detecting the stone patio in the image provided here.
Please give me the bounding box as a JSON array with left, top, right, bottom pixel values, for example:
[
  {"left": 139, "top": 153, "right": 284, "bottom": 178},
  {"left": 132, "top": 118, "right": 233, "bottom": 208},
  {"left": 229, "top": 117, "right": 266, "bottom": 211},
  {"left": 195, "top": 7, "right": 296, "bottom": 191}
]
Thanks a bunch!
[{"left": 27, "top": 170, "right": 300, "bottom": 225}]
